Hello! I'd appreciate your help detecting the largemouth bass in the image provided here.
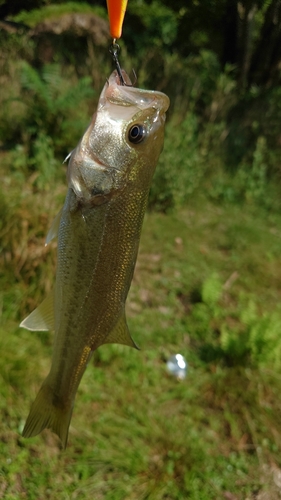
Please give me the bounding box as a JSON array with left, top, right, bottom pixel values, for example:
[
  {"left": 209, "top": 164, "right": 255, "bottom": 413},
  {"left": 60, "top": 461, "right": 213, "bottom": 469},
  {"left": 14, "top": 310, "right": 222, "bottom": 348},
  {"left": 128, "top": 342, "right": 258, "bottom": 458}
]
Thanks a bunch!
[{"left": 20, "top": 70, "right": 169, "bottom": 448}]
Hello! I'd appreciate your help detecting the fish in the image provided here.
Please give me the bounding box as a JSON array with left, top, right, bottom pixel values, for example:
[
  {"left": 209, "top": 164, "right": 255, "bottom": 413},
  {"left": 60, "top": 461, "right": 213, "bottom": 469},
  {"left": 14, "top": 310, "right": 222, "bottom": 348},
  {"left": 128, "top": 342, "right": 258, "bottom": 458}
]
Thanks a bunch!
[{"left": 20, "top": 70, "right": 169, "bottom": 448}]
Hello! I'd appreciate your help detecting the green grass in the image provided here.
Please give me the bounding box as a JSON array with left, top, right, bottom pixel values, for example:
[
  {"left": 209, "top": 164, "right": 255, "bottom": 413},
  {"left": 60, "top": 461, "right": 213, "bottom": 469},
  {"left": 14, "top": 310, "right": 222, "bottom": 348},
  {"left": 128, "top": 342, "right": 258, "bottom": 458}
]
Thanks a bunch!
[{"left": 1, "top": 173, "right": 281, "bottom": 499}]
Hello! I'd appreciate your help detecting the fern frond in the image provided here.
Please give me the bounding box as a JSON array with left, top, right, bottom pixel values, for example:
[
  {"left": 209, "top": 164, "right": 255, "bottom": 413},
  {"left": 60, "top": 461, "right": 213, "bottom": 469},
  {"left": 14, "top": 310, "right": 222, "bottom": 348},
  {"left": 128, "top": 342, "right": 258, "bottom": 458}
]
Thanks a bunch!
[
  {"left": 56, "top": 77, "right": 94, "bottom": 112},
  {"left": 20, "top": 61, "right": 52, "bottom": 109}
]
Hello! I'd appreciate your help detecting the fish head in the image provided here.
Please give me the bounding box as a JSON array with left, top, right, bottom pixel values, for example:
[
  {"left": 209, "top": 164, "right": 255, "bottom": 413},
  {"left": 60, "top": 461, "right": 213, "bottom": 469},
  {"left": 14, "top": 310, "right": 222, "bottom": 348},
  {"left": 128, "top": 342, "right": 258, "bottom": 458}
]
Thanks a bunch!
[{"left": 68, "top": 70, "right": 170, "bottom": 205}]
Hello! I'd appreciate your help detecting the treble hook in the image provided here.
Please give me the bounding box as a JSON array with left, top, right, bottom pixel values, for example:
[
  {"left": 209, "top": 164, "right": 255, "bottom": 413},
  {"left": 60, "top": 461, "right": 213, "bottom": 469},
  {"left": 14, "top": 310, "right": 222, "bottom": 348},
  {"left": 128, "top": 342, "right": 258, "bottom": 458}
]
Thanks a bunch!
[{"left": 109, "top": 41, "right": 136, "bottom": 87}]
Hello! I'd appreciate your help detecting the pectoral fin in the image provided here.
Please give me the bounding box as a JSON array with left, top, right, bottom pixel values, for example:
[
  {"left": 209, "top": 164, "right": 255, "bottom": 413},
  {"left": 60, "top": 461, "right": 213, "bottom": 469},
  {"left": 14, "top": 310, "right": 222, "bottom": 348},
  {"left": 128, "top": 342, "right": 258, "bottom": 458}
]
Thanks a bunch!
[
  {"left": 20, "top": 291, "right": 54, "bottom": 331},
  {"left": 103, "top": 313, "right": 139, "bottom": 349},
  {"left": 45, "top": 209, "right": 62, "bottom": 245}
]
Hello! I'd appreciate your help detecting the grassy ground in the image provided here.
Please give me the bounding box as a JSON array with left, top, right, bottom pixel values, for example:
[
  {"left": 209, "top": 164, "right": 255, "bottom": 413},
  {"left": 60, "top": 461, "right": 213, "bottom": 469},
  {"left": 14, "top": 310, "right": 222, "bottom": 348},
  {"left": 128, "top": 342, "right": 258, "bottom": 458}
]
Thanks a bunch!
[{"left": 1, "top": 170, "right": 281, "bottom": 499}]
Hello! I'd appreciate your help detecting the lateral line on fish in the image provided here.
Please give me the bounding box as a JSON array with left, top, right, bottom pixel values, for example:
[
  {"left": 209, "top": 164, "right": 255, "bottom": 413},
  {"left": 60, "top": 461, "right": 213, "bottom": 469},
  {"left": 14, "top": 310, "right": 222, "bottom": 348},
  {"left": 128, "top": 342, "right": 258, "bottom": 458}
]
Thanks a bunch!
[{"left": 79, "top": 201, "right": 112, "bottom": 346}]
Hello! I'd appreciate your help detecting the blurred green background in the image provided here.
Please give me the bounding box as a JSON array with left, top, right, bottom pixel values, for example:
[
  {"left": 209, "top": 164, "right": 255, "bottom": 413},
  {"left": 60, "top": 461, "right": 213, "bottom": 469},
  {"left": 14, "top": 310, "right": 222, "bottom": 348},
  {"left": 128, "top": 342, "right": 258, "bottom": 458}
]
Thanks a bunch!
[{"left": 1, "top": 1, "right": 281, "bottom": 498}]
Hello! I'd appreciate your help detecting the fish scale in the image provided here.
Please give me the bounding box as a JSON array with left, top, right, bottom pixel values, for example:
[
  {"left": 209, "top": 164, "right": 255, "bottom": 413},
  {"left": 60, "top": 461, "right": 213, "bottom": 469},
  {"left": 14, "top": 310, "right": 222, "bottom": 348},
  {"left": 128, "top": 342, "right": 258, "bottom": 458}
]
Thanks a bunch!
[{"left": 20, "top": 70, "right": 169, "bottom": 447}]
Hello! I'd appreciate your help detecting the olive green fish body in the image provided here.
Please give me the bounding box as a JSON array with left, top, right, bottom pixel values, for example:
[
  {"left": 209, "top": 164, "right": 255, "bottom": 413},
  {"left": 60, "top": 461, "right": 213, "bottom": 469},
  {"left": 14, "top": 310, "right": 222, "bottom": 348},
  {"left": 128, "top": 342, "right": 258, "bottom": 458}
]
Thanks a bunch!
[{"left": 20, "top": 71, "right": 169, "bottom": 447}]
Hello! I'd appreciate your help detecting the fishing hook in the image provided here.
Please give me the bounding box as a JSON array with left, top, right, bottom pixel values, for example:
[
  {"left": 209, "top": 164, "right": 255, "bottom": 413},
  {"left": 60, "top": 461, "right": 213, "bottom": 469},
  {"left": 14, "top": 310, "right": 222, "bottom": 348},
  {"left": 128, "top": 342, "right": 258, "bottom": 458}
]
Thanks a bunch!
[{"left": 109, "top": 41, "right": 136, "bottom": 87}]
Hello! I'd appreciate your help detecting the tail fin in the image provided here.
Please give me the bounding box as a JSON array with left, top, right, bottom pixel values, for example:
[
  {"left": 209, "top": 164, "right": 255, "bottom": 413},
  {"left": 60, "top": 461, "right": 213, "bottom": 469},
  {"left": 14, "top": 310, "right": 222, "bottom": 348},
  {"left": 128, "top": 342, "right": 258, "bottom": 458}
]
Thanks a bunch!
[{"left": 22, "top": 381, "right": 73, "bottom": 449}]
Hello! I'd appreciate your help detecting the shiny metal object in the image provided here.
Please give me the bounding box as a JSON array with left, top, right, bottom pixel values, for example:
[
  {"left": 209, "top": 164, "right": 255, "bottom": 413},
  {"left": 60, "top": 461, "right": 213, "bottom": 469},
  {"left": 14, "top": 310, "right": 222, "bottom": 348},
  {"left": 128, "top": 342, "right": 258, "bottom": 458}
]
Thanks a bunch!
[{"left": 167, "top": 354, "right": 188, "bottom": 380}]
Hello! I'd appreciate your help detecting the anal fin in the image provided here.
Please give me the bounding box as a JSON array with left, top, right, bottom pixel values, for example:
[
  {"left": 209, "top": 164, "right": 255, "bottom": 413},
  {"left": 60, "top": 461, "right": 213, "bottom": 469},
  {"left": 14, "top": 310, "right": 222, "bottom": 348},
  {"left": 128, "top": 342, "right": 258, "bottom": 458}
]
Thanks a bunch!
[{"left": 102, "top": 312, "right": 139, "bottom": 349}]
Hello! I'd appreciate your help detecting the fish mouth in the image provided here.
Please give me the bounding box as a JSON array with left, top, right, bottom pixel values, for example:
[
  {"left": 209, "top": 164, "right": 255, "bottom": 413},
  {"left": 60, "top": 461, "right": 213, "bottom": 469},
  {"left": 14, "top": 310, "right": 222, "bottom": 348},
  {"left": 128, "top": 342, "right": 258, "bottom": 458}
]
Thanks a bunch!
[{"left": 100, "top": 70, "right": 170, "bottom": 115}]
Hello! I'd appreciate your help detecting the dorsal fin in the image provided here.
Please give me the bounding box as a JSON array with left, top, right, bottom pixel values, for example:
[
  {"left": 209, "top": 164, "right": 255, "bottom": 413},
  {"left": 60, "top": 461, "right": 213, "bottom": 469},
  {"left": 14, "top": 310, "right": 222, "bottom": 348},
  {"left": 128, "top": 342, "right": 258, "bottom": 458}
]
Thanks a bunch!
[
  {"left": 102, "top": 312, "right": 139, "bottom": 349},
  {"left": 20, "top": 291, "right": 55, "bottom": 331},
  {"left": 45, "top": 209, "right": 62, "bottom": 246}
]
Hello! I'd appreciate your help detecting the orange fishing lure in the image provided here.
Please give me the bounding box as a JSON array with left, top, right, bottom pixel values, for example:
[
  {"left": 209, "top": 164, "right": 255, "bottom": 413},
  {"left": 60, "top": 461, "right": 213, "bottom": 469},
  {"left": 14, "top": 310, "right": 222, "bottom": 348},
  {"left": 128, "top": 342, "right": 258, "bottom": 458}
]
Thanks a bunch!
[{"left": 106, "top": 0, "right": 128, "bottom": 39}]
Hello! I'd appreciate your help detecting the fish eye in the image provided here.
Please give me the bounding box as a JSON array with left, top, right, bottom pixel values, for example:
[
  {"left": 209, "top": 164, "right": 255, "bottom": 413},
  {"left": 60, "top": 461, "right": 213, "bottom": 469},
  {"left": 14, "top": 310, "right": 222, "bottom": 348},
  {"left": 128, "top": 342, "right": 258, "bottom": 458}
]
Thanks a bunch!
[{"left": 128, "top": 124, "right": 146, "bottom": 144}]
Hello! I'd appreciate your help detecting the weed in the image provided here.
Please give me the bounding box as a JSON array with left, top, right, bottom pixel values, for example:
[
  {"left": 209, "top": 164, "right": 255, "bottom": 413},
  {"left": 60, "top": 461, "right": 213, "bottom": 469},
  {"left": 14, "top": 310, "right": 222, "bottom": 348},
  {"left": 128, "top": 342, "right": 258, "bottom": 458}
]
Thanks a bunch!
[
  {"left": 149, "top": 113, "right": 203, "bottom": 211},
  {"left": 1, "top": 187, "right": 281, "bottom": 498}
]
